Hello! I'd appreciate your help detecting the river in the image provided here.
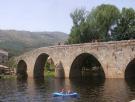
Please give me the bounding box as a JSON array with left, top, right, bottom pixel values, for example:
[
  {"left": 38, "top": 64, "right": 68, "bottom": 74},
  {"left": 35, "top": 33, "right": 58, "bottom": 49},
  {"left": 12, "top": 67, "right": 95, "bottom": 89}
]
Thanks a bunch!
[{"left": 0, "top": 78, "right": 135, "bottom": 102}]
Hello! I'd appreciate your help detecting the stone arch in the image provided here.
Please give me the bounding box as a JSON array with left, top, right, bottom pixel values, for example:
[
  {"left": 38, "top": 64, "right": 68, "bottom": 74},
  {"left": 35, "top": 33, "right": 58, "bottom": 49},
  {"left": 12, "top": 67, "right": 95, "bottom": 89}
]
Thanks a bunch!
[
  {"left": 34, "top": 53, "right": 49, "bottom": 78},
  {"left": 125, "top": 58, "right": 135, "bottom": 79},
  {"left": 69, "top": 53, "right": 105, "bottom": 78},
  {"left": 17, "top": 60, "right": 28, "bottom": 79}
]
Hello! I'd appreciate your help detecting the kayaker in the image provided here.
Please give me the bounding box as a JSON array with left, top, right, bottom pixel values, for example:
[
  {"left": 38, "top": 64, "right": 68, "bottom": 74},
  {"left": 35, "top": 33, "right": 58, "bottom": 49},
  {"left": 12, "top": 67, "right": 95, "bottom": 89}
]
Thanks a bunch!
[
  {"left": 60, "top": 88, "right": 70, "bottom": 94},
  {"left": 66, "top": 87, "right": 71, "bottom": 94},
  {"left": 60, "top": 88, "right": 65, "bottom": 93},
  {"left": 67, "top": 89, "right": 71, "bottom": 94}
]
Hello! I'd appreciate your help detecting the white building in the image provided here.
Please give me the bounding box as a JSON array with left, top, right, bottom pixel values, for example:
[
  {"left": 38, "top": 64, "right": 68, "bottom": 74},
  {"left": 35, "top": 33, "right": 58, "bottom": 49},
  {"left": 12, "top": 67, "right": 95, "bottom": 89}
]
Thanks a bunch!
[{"left": 0, "top": 49, "right": 8, "bottom": 64}]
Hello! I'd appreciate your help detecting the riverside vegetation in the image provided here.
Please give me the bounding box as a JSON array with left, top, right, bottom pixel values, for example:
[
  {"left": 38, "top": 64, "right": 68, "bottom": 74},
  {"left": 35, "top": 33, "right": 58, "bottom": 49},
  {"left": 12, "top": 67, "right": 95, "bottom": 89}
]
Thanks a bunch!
[
  {"left": 44, "top": 60, "right": 55, "bottom": 77},
  {"left": 67, "top": 4, "right": 135, "bottom": 44}
]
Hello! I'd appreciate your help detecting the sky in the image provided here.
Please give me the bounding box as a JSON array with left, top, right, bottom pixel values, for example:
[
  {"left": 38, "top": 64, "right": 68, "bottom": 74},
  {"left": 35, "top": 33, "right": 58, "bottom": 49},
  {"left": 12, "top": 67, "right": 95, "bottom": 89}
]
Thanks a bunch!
[{"left": 0, "top": 0, "right": 134, "bottom": 34}]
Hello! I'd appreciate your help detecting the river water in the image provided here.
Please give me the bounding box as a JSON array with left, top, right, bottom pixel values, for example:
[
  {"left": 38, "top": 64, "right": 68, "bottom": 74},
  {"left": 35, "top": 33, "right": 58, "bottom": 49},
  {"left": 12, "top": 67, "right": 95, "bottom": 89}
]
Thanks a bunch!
[{"left": 0, "top": 78, "right": 135, "bottom": 102}]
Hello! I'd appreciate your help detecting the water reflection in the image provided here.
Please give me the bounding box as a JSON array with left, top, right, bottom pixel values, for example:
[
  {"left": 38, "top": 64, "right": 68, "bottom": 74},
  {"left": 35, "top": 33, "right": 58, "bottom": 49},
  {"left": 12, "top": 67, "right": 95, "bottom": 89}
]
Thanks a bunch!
[
  {"left": 103, "top": 79, "right": 129, "bottom": 102},
  {"left": 1, "top": 78, "right": 135, "bottom": 102},
  {"left": 125, "top": 78, "right": 135, "bottom": 101},
  {"left": 69, "top": 78, "right": 105, "bottom": 102}
]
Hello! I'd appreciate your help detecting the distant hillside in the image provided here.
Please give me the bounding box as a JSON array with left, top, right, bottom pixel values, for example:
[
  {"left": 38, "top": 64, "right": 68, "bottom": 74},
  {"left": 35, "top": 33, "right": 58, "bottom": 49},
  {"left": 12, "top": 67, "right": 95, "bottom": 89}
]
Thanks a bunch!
[{"left": 0, "top": 30, "right": 68, "bottom": 57}]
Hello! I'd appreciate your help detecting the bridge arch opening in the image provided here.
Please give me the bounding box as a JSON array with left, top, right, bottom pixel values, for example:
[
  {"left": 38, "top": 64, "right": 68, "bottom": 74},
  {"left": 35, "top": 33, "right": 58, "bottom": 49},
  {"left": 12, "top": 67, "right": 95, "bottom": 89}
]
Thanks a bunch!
[
  {"left": 69, "top": 53, "right": 105, "bottom": 79},
  {"left": 17, "top": 60, "right": 28, "bottom": 80},
  {"left": 125, "top": 58, "right": 135, "bottom": 79},
  {"left": 34, "top": 53, "right": 49, "bottom": 78}
]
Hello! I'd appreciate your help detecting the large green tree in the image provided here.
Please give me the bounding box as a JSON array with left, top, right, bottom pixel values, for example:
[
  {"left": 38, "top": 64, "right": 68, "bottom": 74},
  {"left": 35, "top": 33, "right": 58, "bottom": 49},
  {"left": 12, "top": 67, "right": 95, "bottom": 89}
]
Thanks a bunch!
[
  {"left": 67, "top": 4, "right": 135, "bottom": 44},
  {"left": 67, "top": 4, "right": 120, "bottom": 44},
  {"left": 68, "top": 8, "right": 88, "bottom": 44},
  {"left": 111, "top": 8, "right": 135, "bottom": 40},
  {"left": 87, "top": 4, "right": 120, "bottom": 41}
]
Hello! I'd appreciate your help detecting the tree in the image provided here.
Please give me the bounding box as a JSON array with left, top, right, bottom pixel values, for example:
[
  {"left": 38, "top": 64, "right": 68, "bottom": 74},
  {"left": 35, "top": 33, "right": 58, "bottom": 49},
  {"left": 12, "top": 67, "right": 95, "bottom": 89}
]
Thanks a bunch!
[
  {"left": 68, "top": 8, "right": 88, "bottom": 44},
  {"left": 87, "top": 4, "right": 120, "bottom": 41},
  {"left": 6, "top": 57, "right": 17, "bottom": 69},
  {"left": 67, "top": 4, "right": 120, "bottom": 44},
  {"left": 111, "top": 8, "right": 135, "bottom": 40},
  {"left": 67, "top": 4, "right": 135, "bottom": 44},
  {"left": 70, "top": 8, "right": 87, "bottom": 26}
]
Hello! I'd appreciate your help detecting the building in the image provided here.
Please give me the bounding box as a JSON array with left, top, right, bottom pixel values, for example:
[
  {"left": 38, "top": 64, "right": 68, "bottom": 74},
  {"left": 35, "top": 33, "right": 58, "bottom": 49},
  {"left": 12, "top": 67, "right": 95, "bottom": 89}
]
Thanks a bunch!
[{"left": 0, "top": 49, "right": 8, "bottom": 64}]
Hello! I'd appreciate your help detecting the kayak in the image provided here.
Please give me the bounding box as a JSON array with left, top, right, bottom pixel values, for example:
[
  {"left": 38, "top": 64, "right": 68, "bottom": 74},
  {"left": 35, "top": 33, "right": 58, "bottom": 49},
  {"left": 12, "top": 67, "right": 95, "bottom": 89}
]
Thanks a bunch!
[{"left": 53, "top": 92, "right": 79, "bottom": 98}]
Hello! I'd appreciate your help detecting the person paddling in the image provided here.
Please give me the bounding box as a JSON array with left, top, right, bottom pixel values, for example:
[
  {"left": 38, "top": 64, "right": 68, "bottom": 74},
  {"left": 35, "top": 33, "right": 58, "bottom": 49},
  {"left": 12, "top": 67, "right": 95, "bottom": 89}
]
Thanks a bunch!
[
  {"left": 66, "top": 87, "right": 71, "bottom": 94},
  {"left": 60, "top": 87, "right": 71, "bottom": 94},
  {"left": 67, "top": 89, "right": 71, "bottom": 94},
  {"left": 60, "top": 88, "right": 65, "bottom": 93}
]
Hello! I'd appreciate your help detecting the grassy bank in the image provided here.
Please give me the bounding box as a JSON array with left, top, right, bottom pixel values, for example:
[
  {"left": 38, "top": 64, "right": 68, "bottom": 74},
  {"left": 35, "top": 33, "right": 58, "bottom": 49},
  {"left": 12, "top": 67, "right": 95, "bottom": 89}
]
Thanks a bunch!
[
  {"left": 0, "top": 75, "right": 16, "bottom": 79},
  {"left": 0, "top": 71, "right": 55, "bottom": 79},
  {"left": 44, "top": 70, "right": 55, "bottom": 77}
]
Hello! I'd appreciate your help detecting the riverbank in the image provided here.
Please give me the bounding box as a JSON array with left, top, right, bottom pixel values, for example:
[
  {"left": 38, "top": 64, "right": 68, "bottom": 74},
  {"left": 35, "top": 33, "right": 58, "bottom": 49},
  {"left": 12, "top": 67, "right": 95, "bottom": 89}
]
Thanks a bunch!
[
  {"left": 44, "top": 70, "right": 55, "bottom": 77},
  {"left": 0, "top": 71, "right": 55, "bottom": 79},
  {"left": 0, "top": 75, "right": 16, "bottom": 79}
]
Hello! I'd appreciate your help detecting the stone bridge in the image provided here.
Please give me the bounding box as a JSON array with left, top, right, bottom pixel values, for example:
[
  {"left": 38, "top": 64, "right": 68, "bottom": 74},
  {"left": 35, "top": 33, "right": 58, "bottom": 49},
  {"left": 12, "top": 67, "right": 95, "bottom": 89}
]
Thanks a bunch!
[{"left": 16, "top": 40, "right": 135, "bottom": 79}]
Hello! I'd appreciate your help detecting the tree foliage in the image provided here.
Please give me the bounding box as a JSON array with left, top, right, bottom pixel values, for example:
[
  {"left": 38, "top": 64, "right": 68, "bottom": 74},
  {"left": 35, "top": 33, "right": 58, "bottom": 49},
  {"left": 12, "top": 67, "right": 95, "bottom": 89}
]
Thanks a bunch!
[
  {"left": 67, "top": 4, "right": 135, "bottom": 44},
  {"left": 6, "top": 57, "right": 17, "bottom": 69},
  {"left": 68, "top": 9, "right": 88, "bottom": 44},
  {"left": 111, "top": 8, "right": 135, "bottom": 40},
  {"left": 87, "top": 4, "right": 120, "bottom": 40}
]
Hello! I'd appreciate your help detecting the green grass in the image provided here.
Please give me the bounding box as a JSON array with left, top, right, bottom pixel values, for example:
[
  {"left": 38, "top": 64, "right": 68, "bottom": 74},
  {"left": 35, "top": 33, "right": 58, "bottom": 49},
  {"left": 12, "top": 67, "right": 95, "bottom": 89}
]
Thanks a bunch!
[
  {"left": 44, "top": 70, "right": 55, "bottom": 77},
  {"left": 0, "top": 75, "right": 16, "bottom": 79}
]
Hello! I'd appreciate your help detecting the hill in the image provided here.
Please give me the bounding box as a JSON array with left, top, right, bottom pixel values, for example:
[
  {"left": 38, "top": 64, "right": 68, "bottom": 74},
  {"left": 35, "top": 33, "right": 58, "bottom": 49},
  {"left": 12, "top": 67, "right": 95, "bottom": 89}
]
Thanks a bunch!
[{"left": 0, "top": 30, "right": 68, "bottom": 57}]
